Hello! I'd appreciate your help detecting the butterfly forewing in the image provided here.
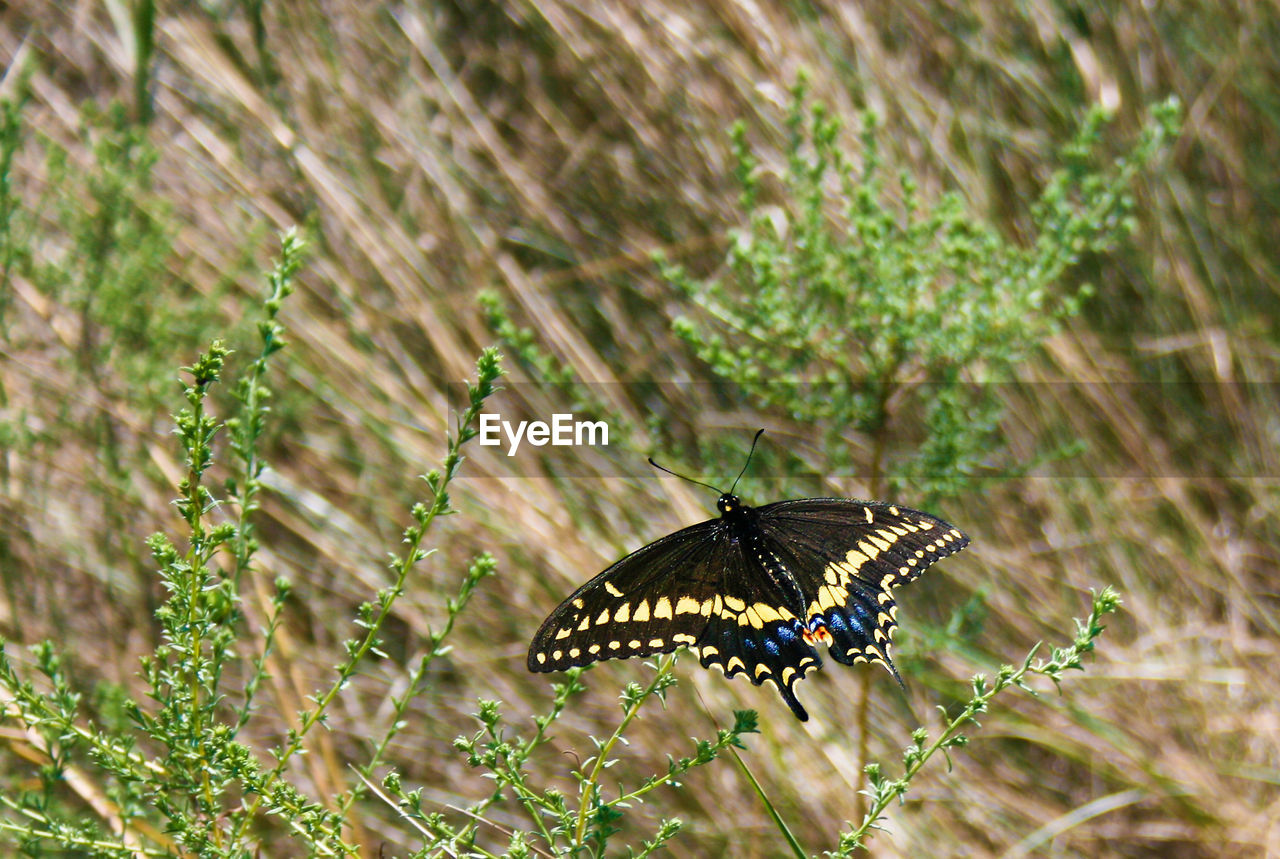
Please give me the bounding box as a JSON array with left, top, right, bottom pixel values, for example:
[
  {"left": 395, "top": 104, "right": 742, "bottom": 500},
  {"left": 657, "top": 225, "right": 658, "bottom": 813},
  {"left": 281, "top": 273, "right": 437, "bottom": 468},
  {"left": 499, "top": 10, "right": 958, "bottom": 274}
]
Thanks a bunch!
[
  {"left": 756, "top": 499, "right": 969, "bottom": 673},
  {"left": 527, "top": 520, "right": 723, "bottom": 672}
]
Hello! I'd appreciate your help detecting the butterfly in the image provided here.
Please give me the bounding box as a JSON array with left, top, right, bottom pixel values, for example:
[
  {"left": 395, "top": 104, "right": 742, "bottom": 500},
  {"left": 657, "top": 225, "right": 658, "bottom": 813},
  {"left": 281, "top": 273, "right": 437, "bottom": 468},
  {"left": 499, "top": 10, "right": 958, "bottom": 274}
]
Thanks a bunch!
[{"left": 527, "top": 435, "right": 969, "bottom": 721}]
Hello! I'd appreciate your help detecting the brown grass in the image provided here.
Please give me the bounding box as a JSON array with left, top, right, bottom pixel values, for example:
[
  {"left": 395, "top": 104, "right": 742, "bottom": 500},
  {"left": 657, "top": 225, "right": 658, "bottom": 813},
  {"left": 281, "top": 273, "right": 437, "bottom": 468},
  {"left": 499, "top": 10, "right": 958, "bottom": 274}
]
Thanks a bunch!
[{"left": 2, "top": 0, "right": 1278, "bottom": 856}]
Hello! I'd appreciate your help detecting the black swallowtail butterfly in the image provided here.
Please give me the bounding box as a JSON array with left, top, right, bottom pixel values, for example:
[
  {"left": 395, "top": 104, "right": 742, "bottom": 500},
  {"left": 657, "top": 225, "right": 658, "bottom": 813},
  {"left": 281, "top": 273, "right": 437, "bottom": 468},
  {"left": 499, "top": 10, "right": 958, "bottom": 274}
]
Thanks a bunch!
[{"left": 527, "top": 438, "right": 969, "bottom": 721}]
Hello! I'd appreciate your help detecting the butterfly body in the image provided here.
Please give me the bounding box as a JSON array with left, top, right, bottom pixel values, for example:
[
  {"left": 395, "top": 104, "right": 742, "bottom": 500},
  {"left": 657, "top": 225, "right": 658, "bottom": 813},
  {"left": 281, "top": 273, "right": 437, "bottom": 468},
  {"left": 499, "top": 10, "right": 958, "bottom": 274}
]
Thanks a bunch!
[{"left": 528, "top": 494, "right": 968, "bottom": 721}]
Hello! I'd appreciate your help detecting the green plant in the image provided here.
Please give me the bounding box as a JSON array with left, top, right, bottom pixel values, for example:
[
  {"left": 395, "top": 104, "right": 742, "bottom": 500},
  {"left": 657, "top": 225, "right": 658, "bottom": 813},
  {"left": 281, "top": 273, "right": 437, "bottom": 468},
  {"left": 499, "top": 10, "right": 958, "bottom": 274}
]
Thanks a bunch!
[
  {"left": 662, "top": 78, "right": 1180, "bottom": 498},
  {"left": 34, "top": 103, "right": 194, "bottom": 417},
  {"left": 381, "top": 657, "right": 758, "bottom": 858},
  {"left": 829, "top": 587, "right": 1122, "bottom": 854},
  {"left": 0, "top": 231, "right": 505, "bottom": 854}
]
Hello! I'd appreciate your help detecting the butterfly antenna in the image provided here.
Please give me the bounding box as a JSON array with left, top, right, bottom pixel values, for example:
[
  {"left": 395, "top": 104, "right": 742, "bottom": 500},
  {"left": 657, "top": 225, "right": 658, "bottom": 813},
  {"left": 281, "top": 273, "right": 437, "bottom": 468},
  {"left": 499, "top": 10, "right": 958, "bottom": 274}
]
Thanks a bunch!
[
  {"left": 729, "top": 428, "right": 766, "bottom": 495},
  {"left": 647, "top": 457, "right": 723, "bottom": 495}
]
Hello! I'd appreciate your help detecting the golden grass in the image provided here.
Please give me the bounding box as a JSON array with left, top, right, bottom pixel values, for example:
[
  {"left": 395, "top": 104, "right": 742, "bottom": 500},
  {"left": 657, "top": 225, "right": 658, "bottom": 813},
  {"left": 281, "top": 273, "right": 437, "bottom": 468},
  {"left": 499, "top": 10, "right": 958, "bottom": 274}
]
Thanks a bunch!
[{"left": 2, "top": 0, "right": 1278, "bottom": 855}]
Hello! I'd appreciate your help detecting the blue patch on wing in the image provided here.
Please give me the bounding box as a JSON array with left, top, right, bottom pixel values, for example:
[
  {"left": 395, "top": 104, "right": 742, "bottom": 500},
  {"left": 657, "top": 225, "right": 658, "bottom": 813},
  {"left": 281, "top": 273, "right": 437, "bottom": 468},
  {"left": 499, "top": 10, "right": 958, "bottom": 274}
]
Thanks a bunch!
[{"left": 827, "top": 609, "right": 856, "bottom": 635}]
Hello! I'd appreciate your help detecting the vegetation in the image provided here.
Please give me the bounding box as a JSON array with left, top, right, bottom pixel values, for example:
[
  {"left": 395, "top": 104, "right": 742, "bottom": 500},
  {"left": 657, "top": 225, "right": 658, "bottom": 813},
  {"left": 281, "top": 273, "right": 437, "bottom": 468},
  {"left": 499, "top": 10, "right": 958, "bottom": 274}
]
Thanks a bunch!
[{"left": 1, "top": 1, "right": 1276, "bottom": 856}]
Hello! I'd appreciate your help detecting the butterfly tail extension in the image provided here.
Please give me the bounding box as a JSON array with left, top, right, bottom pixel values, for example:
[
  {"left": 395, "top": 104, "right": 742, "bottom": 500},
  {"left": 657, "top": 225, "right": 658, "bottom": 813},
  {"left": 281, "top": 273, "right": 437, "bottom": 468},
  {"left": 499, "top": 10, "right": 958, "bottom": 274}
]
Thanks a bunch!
[{"left": 775, "top": 675, "right": 810, "bottom": 721}]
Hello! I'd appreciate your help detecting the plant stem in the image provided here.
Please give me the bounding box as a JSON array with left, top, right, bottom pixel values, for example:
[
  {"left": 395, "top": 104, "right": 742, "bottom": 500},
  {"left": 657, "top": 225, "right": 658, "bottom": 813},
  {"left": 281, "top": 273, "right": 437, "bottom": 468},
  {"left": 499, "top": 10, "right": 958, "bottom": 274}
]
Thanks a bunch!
[{"left": 572, "top": 654, "right": 676, "bottom": 848}]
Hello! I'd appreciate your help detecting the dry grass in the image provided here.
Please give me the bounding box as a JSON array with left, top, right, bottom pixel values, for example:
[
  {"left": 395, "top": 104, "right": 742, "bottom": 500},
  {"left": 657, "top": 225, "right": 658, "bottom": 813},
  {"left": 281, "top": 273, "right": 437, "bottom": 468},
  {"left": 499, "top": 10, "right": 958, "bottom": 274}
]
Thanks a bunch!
[{"left": 2, "top": 0, "right": 1278, "bottom": 856}]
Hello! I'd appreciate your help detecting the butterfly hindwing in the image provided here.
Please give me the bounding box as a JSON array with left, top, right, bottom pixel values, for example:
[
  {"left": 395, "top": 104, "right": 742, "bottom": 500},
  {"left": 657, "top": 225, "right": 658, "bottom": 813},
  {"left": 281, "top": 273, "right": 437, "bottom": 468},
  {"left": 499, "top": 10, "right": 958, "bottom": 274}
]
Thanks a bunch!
[
  {"left": 756, "top": 499, "right": 969, "bottom": 675},
  {"left": 527, "top": 519, "right": 723, "bottom": 672},
  {"left": 688, "top": 535, "right": 822, "bottom": 720}
]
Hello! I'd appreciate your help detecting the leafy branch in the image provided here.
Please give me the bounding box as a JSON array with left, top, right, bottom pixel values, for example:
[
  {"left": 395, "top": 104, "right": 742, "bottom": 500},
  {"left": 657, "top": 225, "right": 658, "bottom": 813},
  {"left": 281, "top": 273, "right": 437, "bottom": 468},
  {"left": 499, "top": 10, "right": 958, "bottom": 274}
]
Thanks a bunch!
[
  {"left": 231, "top": 346, "right": 503, "bottom": 845},
  {"left": 829, "top": 587, "right": 1123, "bottom": 854}
]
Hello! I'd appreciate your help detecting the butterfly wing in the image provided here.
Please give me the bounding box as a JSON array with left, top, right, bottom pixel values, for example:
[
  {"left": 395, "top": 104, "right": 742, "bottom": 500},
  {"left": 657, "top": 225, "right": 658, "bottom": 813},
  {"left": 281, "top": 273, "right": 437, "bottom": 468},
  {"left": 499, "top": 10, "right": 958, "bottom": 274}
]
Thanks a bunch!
[
  {"left": 755, "top": 499, "right": 969, "bottom": 677},
  {"left": 527, "top": 519, "right": 725, "bottom": 672},
  {"left": 527, "top": 514, "right": 824, "bottom": 720},
  {"left": 687, "top": 539, "right": 823, "bottom": 720}
]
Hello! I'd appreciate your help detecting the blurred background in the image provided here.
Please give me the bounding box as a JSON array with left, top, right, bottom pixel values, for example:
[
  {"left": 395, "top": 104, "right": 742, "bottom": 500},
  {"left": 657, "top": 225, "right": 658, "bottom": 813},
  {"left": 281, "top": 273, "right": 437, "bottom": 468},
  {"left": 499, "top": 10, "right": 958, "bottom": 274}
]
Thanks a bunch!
[{"left": 1, "top": 1, "right": 1277, "bottom": 856}]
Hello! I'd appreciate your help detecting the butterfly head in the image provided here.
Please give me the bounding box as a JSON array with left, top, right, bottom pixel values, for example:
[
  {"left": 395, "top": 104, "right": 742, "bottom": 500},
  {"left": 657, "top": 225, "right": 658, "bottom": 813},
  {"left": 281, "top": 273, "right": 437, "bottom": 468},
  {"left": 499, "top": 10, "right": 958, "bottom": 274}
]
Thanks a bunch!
[{"left": 717, "top": 493, "right": 745, "bottom": 517}]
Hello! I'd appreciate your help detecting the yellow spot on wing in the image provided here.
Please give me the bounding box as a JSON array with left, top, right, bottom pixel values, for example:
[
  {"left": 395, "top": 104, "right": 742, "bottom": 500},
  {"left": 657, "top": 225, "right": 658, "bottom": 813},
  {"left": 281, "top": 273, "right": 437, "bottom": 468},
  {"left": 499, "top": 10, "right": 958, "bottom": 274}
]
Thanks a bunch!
[
  {"left": 536, "top": 653, "right": 546, "bottom": 664},
  {"left": 608, "top": 640, "right": 621, "bottom": 650},
  {"left": 754, "top": 663, "right": 770, "bottom": 677},
  {"left": 649, "top": 638, "right": 664, "bottom": 648},
  {"left": 724, "top": 595, "right": 746, "bottom": 611},
  {"left": 628, "top": 639, "right": 641, "bottom": 648},
  {"left": 781, "top": 666, "right": 795, "bottom": 684},
  {"left": 753, "top": 603, "right": 782, "bottom": 623},
  {"left": 654, "top": 597, "right": 673, "bottom": 619},
  {"left": 675, "top": 596, "right": 701, "bottom": 615},
  {"left": 818, "top": 585, "right": 848, "bottom": 610},
  {"left": 673, "top": 633, "right": 696, "bottom": 645},
  {"left": 845, "top": 549, "right": 869, "bottom": 570},
  {"left": 572, "top": 598, "right": 584, "bottom": 609},
  {"left": 700, "top": 598, "right": 714, "bottom": 617},
  {"left": 858, "top": 540, "right": 880, "bottom": 560},
  {"left": 588, "top": 644, "right": 601, "bottom": 654},
  {"left": 614, "top": 603, "right": 630, "bottom": 623},
  {"left": 864, "top": 507, "right": 874, "bottom": 523},
  {"left": 632, "top": 600, "right": 650, "bottom": 622},
  {"left": 569, "top": 647, "right": 580, "bottom": 658},
  {"left": 605, "top": 582, "right": 623, "bottom": 597},
  {"left": 578, "top": 615, "right": 591, "bottom": 630},
  {"left": 868, "top": 534, "right": 892, "bottom": 552},
  {"left": 555, "top": 628, "right": 571, "bottom": 640},
  {"left": 596, "top": 608, "right": 610, "bottom": 624},
  {"left": 725, "top": 656, "right": 746, "bottom": 673}
]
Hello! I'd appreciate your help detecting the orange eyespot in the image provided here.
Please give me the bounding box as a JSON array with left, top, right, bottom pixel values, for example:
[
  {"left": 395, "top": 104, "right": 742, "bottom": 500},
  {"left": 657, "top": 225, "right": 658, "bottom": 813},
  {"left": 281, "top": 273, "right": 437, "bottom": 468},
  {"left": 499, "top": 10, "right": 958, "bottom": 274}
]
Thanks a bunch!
[{"left": 802, "top": 623, "right": 832, "bottom": 646}]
